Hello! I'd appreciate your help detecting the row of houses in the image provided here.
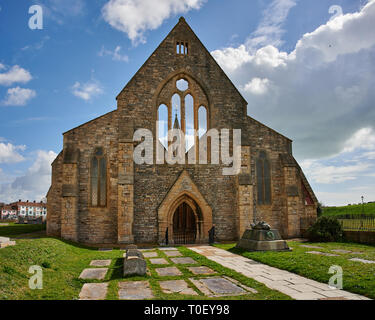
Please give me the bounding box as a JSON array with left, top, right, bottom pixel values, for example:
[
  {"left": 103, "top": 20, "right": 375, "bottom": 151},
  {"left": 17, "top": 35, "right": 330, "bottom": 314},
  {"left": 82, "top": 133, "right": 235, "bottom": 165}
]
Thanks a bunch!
[{"left": 0, "top": 200, "right": 47, "bottom": 220}]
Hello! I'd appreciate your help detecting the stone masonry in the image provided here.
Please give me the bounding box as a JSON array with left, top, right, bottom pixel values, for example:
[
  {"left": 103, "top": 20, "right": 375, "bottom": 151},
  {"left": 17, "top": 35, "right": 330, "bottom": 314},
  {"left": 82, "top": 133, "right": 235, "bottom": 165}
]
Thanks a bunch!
[{"left": 47, "top": 18, "right": 317, "bottom": 244}]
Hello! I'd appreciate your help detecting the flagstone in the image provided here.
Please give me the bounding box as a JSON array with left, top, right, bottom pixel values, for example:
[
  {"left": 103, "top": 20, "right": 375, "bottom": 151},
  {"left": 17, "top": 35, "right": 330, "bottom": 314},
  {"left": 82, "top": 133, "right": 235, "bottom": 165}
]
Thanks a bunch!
[
  {"left": 331, "top": 249, "right": 352, "bottom": 254},
  {"left": 164, "top": 251, "right": 182, "bottom": 257},
  {"left": 143, "top": 252, "right": 158, "bottom": 258},
  {"left": 300, "top": 245, "right": 324, "bottom": 249},
  {"left": 159, "top": 247, "right": 177, "bottom": 251},
  {"left": 171, "top": 257, "right": 197, "bottom": 264},
  {"left": 198, "top": 277, "right": 246, "bottom": 296},
  {"left": 159, "top": 280, "right": 198, "bottom": 295},
  {"left": 90, "top": 260, "right": 111, "bottom": 267},
  {"left": 118, "top": 281, "right": 154, "bottom": 300},
  {"left": 155, "top": 267, "right": 182, "bottom": 277},
  {"left": 149, "top": 258, "right": 169, "bottom": 265},
  {"left": 79, "top": 268, "right": 108, "bottom": 280},
  {"left": 306, "top": 251, "right": 339, "bottom": 257},
  {"left": 349, "top": 258, "right": 375, "bottom": 264},
  {"left": 188, "top": 266, "right": 216, "bottom": 275},
  {"left": 79, "top": 283, "right": 108, "bottom": 300}
]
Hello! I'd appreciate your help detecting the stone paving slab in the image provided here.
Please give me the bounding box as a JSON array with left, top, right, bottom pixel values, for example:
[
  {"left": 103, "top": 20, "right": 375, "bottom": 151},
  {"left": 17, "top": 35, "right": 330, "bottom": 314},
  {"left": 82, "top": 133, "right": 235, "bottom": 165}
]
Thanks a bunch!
[
  {"left": 90, "top": 260, "right": 112, "bottom": 267},
  {"left": 159, "top": 280, "right": 198, "bottom": 295},
  {"left": 156, "top": 267, "right": 182, "bottom": 276},
  {"left": 79, "top": 283, "right": 108, "bottom": 300},
  {"left": 306, "top": 251, "right": 339, "bottom": 257},
  {"left": 164, "top": 251, "right": 183, "bottom": 257},
  {"left": 118, "top": 281, "right": 154, "bottom": 300},
  {"left": 143, "top": 252, "right": 158, "bottom": 258},
  {"left": 194, "top": 277, "right": 246, "bottom": 297},
  {"left": 171, "top": 257, "right": 197, "bottom": 264},
  {"left": 98, "top": 248, "right": 113, "bottom": 252},
  {"left": 188, "top": 266, "right": 216, "bottom": 275},
  {"left": 79, "top": 268, "right": 108, "bottom": 280},
  {"left": 300, "top": 245, "right": 324, "bottom": 249},
  {"left": 349, "top": 258, "right": 375, "bottom": 264},
  {"left": 189, "top": 246, "right": 371, "bottom": 301},
  {"left": 149, "top": 258, "right": 169, "bottom": 265},
  {"left": 159, "top": 247, "right": 177, "bottom": 251},
  {"left": 331, "top": 249, "right": 352, "bottom": 254}
]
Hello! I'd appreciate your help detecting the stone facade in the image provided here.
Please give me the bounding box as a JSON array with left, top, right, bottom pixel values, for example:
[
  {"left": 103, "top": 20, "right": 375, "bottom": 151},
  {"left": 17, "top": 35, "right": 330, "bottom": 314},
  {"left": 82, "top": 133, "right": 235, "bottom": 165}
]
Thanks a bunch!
[{"left": 47, "top": 18, "right": 317, "bottom": 244}]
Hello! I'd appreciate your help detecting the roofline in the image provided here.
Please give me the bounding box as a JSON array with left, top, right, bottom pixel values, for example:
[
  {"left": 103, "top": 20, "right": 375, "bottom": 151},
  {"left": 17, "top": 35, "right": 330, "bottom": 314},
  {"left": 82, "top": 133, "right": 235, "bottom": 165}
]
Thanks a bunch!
[
  {"left": 246, "top": 115, "right": 292, "bottom": 142},
  {"left": 116, "top": 17, "right": 248, "bottom": 106},
  {"left": 63, "top": 110, "right": 116, "bottom": 135}
]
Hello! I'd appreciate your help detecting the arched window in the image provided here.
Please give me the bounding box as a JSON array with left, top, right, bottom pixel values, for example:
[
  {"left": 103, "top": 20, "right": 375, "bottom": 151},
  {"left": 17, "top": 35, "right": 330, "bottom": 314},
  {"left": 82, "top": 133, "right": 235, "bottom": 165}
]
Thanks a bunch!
[
  {"left": 91, "top": 147, "right": 106, "bottom": 207},
  {"left": 171, "top": 94, "right": 181, "bottom": 127},
  {"left": 256, "top": 151, "right": 271, "bottom": 205},
  {"left": 198, "top": 106, "right": 207, "bottom": 138},
  {"left": 157, "top": 104, "right": 168, "bottom": 149},
  {"left": 185, "top": 94, "right": 194, "bottom": 151}
]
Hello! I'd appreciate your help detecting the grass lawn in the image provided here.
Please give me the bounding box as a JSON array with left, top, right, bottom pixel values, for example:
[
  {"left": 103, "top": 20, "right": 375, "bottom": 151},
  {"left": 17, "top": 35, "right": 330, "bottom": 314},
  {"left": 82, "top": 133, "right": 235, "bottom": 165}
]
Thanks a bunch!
[
  {"left": 0, "top": 225, "right": 290, "bottom": 300},
  {"left": 215, "top": 241, "right": 375, "bottom": 299},
  {"left": 322, "top": 202, "right": 375, "bottom": 217},
  {"left": 0, "top": 222, "right": 46, "bottom": 237}
]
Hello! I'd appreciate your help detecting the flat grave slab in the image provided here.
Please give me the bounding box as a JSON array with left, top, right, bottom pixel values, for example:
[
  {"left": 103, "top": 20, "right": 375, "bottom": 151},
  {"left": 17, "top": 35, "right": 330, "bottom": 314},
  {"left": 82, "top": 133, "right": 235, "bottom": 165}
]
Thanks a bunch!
[
  {"left": 0, "top": 237, "right": 16, "bottom": 249},
  {"left": 156, "top": 267, "right": 182, "bottom": 277},
  {"left": 192, "top": 277, "right": 246, "bottom": 297},
  {"left": 90, "top": 260, "right": 112, "bottom": 267},
  {"left": 331, "top": 249, "right": 352, "bottom": 254},
  {"left": 149, "top": 258, "right": 169, "bottom": 265},
  {"left": 79, "top": 268, "right": 108, "bottom": 280},
  {"left": 159, "top": 247, "right": 177, "bottom": 251},
  {"left": 188, "top": 266, "right": 216, "bottom": 275},
  {"left": 98, "top": 248, "right": 112, "bottom": 252},
  {"left": 306, "top": 251, "right": 339, "bottom": 257},
  {"left": 349, "top": 258, "right": 375, "bottom": 264},
  {"left": 300, "top": 245, "right": 324, "bottom": 249},
  {"left": 171, "top": 257, "right": 197, "bottom": 265},
  {"left": 118, "top": 281, "right": 154, "bottom": 300},
  {"left": 79, "top": 283, "right": 108, "bottom": 300},
  {"left": 143, "top": 252, "right": 158, "bottom": 258},
  {"left": 0, "top": 223, "right": 9, "bottom": 226},
  {"left": 159, "top": 280, "right": 198, "bottom": 295},
  {"left": 164, "top": 251, "right": 182, "bottom": 257}
]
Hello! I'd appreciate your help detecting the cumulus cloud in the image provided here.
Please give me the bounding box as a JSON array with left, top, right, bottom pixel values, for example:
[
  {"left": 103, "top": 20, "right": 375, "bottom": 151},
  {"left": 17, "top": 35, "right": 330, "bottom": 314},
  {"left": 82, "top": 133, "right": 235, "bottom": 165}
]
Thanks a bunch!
[
  {"left": 243, "top": 78, "right": 271, "bottom": 95},
  {"left": 2, "top": 87, "right": 36, "bottom": 106},
  {"left": 212, "top": 0, "right": 375, "bottom": 160},
  {"left": 0, "top": 65, "right": 32, "bottom": 86},
  {"left": 72, "top": 81, "right": 103, "bottom": 101},
  {"left": 99, "top": 45, "right": 129, "bottom": 62},
  {"left": 0, "top": 142, "right": 26, "bottom": 164},
  {"left": 102, "top": 0, "right": 206, "bottom": 45},
  {"left": 0, "top": 150, "right": 57, "bottom": 203}
]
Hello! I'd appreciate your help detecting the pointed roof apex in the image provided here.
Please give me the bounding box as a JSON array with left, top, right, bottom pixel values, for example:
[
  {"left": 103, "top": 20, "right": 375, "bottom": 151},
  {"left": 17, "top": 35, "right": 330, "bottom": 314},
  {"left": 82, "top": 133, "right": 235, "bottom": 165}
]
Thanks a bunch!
[
  {"left": 179, "top": 16, "right": 186, "bottom": 23},
  {"left": 173, "top": 113, "right": 180, "bottom": 130}
]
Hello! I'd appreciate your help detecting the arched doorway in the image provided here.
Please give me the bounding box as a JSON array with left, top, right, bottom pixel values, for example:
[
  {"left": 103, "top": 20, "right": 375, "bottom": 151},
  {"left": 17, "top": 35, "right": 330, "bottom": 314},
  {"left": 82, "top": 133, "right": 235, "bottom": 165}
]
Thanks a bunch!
[{"left": 173, "top": 202, "right": 197, "bottom": 244}]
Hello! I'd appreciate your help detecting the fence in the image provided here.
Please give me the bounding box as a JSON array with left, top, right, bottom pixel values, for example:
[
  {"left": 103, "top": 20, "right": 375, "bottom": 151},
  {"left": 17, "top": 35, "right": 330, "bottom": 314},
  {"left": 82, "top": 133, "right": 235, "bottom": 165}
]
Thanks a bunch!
[{"left": 338, "top": 218, "right": 375, "bottom": 232}]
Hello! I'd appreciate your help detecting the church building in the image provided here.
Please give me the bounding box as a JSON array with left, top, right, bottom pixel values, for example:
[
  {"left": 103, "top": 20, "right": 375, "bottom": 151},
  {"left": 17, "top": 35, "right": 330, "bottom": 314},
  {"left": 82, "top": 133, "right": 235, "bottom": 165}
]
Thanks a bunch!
[{"left": 47, "top": 18, "right": 317, "bottom": 245}]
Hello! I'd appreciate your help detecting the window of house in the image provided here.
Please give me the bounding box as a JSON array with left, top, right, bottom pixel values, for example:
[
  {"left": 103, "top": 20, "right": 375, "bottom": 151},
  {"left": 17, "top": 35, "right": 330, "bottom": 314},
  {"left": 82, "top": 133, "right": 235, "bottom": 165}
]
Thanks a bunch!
[
  {"left": 256, "top": 151, "right": 271, "bottom": 205},
  {"left": 91, "top": 147, "right": 107, "bottom": 207}
]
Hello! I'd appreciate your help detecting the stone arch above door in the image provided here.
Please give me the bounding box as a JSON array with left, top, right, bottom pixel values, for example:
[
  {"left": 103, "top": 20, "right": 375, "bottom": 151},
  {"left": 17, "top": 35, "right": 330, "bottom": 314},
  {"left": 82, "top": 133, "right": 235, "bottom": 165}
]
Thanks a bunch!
[{"left": 158, "top": 170, "right": 212, "bottom": 244}]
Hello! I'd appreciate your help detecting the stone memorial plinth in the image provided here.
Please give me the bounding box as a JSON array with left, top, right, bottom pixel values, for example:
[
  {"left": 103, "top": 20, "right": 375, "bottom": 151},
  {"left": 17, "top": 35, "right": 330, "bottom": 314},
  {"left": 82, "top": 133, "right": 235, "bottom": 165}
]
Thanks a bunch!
[
  {"left": 123, "top": 248, "right": 147, "bottom": 277},
  {"left": 236, "top": 221, "right": 290, "bottom": 252}
]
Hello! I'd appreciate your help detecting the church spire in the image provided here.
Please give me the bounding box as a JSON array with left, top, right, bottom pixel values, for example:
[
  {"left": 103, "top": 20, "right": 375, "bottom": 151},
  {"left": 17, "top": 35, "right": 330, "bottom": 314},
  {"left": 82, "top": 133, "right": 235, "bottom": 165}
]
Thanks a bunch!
[{"left": 173, "top": 112, "right": 180, "bottom": 130}]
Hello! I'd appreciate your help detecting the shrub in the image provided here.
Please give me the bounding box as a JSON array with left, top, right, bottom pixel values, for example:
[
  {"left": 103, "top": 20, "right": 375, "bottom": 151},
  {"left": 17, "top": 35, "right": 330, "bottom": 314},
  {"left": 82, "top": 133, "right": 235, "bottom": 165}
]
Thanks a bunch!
[
  {"left": 42, "top": 261, "right": 51, "bottom": 269},
  {"left": 307, "top": 216, "right": 343, "bottom": 242}
]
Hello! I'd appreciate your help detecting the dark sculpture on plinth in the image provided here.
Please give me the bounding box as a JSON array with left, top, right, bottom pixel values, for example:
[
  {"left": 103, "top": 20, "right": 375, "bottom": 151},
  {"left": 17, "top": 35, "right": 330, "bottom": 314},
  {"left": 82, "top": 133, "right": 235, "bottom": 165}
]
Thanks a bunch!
[{"left": 236, "top": 221, "right": 291, "bottom": 252}]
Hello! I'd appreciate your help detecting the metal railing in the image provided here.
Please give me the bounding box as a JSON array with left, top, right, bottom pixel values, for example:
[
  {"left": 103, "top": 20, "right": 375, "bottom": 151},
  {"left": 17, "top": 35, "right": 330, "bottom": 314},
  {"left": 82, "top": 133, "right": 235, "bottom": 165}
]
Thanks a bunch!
[{"left": 338, "top": 218, "right": 375, "bottom": 232}]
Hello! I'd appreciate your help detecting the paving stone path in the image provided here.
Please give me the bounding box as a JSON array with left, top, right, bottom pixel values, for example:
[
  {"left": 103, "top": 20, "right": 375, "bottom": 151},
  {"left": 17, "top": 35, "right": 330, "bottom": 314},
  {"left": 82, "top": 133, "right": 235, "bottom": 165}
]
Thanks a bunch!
[
  {"left": 306, "top": 251, "right": 339, "bottom": 257},
  {"left": 189, "top": 246, "right": 371, "bottom": 300},
  {"left": 79, "top": 268, "right": 108, "bottom": 280},
  {"left": 90, "top": 260, "right": 112, "bottom": 267},
  {"left": 118, "top": 281, "right": 154, "bottom": 300},
  {"left": 159, "top": 280, "right": 198, "bottom": 295},
  {"left": 79, "top": 283, "right": 108, "bottom": 300},
  {"left": 349, "top": 258, "right": 375, "bottom": 264}
]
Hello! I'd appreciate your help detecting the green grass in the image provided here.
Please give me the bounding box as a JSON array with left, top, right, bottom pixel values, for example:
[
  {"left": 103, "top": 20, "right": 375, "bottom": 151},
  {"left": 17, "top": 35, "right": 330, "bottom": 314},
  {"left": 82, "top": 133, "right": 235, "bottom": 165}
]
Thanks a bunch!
[
  {"left": 215, "top": 241, "right": 375, "bottom": 299},
  {"left": 0, "top": 222, "right": 46, "bottom": 237},
  {"left": 322, "top": 202, "right": 375, "bottom": 217},
  {"left": 0, "top": 224, "right": 290, "bottom": 300}
]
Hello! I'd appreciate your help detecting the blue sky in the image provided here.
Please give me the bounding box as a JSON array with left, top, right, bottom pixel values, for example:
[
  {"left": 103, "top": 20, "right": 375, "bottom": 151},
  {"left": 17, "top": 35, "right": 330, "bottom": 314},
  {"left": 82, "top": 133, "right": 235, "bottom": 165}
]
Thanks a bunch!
[{"left": 0, "top": 0, "right": 374, "bottom": 205}]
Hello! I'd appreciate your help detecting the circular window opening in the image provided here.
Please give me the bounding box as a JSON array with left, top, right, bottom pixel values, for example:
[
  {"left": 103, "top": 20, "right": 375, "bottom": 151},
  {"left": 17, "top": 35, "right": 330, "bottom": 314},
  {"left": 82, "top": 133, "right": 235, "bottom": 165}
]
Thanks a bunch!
[{"left": 176, "top": 79, "right": 189, "bottom": 91}]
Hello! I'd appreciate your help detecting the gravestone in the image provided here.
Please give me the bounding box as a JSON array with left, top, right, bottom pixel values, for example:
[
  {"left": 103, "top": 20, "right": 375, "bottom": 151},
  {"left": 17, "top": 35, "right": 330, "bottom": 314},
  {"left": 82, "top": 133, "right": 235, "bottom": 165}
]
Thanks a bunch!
[
  {"left": 236, "top": 221, "right": 290, "bottom": 252},
  {"left": 156, "top": 267, "right": 183, "bottom": 277},
  {"left": 123, "top": 256, "right": 147, "bottom": 277},
  {"left": 118, "top": 281, "right": 154, "bottom": 300},
  {"left": 0, "top": 237, "right": 16, "bottom": 249}
]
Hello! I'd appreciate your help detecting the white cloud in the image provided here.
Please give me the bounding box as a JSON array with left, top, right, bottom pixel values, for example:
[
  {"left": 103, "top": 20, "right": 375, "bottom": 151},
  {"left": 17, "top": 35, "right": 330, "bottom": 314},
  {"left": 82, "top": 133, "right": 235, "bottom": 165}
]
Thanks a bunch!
[
  {"left": 0, "top": 143, "right": 26, "bottom": 164},
  {"left": 243, "top": 78, "right": 270, "bottom": 95},
  {"left": 246, "top": 0, "right": 297, "bottom": 50},
  {"left": 102, "top": 0, "right": 206, "bottom": 45},
  {"left": 36, "top": 0, "right": 85, "bottom": 24},
  {"left": 343, "top": 127, "right": 375, "bottom": 153},
  {"left": 99, "top": 46, "right": 129, "bottom": 62},
  {"left": 72, "top": 81, "right": 103, "bottom": 101},
  {"left": 2, "top": 87, "right": 36, "bottom": 106},
  {"left": 0, "top": 65, "right": 32, "bottom": 86},
  {"left": 0, "top": 150, "right": 57, "bottom": 203},
  {"left": 212, "top": 0, "right": 375, "bottom": 160}
]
